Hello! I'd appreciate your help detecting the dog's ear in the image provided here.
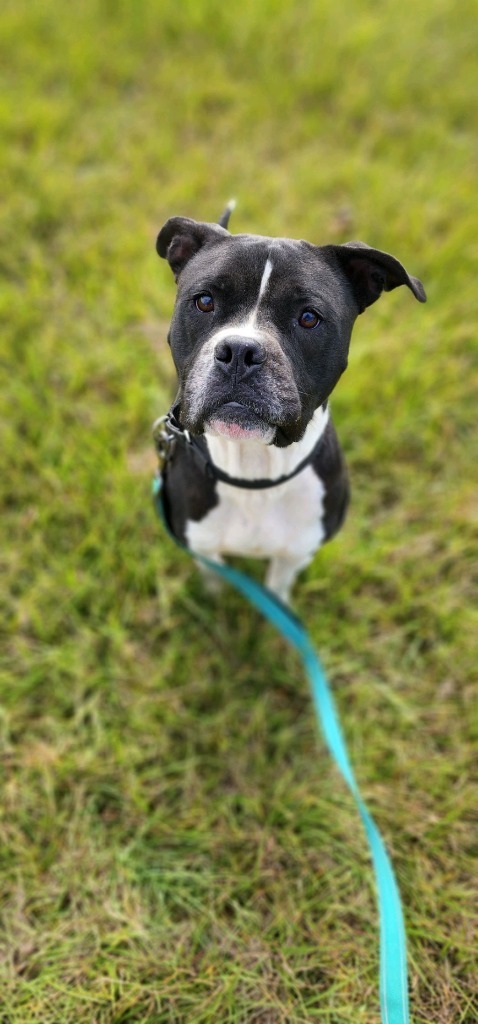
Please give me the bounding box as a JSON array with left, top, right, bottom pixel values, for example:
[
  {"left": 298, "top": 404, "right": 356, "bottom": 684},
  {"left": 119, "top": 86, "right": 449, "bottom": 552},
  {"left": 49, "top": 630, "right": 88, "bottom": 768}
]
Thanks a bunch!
[
  {"left": 156, "top": 217, "right": 229, "bottom": 280},
  {"left": 330, "top": 241, "right": 426, "bottom": 313}
]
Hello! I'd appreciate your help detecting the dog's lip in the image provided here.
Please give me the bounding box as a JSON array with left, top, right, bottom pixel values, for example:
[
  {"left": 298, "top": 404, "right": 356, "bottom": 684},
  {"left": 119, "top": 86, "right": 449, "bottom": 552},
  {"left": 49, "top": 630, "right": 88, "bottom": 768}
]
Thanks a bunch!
[
  {"left": 210, "top": 401, "right": 265, "bottom": 425},
  {"left": 206, "top": 401, "right": 273, "bottom": 442},
  {"left": 221, "top": 401, "right": 251, "bottom": 412}
]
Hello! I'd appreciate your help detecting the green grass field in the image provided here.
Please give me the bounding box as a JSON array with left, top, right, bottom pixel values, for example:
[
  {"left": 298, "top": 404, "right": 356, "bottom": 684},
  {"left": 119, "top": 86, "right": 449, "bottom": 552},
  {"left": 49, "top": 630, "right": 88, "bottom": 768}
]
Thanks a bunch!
[{"left": 1, "top": 0, "right": 477, "bottom": 1020}]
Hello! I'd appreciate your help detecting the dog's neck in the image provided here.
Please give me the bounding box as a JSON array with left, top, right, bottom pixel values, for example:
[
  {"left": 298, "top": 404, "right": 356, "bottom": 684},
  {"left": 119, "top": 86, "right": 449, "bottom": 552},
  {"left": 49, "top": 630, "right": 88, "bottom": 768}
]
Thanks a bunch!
[{"left": 204, "top": 406, "right": 329, "bottom": 483}]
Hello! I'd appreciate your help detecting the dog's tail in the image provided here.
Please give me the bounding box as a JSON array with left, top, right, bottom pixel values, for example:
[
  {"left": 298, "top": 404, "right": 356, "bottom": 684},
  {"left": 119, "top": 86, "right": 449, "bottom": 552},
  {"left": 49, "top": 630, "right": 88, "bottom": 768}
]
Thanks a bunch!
[{"left": 218, "top": 198, "right": 236, "bottom": 230}]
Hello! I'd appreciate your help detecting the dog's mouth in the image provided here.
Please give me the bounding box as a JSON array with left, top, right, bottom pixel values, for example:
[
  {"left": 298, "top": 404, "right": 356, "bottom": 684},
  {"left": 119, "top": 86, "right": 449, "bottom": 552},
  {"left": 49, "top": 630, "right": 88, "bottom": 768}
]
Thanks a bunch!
[{"left": 205, "top": 402, "right": 275, "bottom": 443}]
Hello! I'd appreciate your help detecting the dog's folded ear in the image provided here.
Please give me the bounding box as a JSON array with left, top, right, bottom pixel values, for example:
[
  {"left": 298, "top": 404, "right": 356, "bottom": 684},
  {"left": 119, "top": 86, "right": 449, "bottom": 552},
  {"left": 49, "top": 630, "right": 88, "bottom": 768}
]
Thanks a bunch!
[
  {"left": 330, "top": 241, "right": 426, "bottom": 313},
  {"left": 157, "top": 217, "right": 229, "bottom": 280}
]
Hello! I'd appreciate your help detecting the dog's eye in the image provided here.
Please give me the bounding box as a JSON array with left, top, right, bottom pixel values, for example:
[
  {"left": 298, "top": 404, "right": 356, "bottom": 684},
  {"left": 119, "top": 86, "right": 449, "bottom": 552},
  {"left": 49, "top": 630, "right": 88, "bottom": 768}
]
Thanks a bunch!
[
  {"left": 298, "top": 308, "right": 321, "bottom": 329},
  {"left": 195, "top": 293, "right": 215, "bottom": 313}
]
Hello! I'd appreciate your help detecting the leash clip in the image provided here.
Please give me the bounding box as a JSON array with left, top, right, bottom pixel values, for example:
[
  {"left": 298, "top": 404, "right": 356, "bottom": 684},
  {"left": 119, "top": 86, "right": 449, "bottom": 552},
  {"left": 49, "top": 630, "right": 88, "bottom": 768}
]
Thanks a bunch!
[
  {"left": 152, "top": 414, "right": 176, "bottom": 469},
  {"left": 153, "top": 408, "right": 193, "bottom": 471}
]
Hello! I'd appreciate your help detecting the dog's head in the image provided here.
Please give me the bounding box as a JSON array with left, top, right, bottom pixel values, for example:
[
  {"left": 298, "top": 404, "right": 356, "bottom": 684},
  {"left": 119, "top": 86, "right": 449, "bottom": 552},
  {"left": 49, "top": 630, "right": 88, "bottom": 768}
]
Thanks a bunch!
[{"left": 157, "top": 215, "right": 426, "bottom": 448}]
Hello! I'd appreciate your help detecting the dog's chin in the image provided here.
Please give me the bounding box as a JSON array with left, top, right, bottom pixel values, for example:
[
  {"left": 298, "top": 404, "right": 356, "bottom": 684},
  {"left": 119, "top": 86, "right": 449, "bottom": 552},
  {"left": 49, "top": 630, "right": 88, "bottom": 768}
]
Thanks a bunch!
[{"left": 205, "top": 403, "right": 276, "bottom": 444}]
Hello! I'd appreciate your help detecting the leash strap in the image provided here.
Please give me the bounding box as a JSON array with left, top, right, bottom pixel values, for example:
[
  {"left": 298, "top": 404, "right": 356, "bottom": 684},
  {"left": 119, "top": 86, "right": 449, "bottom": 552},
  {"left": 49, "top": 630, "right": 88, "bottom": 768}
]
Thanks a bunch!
[{"left": 152, "top": 472, "right": 411, "bottom": 1024}]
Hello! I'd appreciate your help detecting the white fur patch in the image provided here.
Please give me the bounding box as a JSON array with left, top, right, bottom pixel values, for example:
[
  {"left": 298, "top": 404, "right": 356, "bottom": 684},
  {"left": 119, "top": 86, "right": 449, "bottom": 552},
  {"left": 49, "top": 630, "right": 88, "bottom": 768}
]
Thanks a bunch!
[
  {"left": 257, "top": 257, "right": 273, "bottom": 301},
  {"left": 187, "top": 408, "right": 329, "bottom": 564},
  {"left": 187, "top": 465, "right": 326, "bottom": 565},
  {"left": 205, "top": 405, "right": 329, "bottom": 481}
]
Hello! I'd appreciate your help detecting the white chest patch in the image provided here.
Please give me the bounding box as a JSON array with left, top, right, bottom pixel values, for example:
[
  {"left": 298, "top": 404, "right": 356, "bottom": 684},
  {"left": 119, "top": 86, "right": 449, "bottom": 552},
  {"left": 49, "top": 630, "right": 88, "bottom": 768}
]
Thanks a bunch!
[
  {"left": 185, "top": 408, "right": 329, "bottom": 563},
  {"left": 186, "top": 467, "right": 326, "bottom": 561}
]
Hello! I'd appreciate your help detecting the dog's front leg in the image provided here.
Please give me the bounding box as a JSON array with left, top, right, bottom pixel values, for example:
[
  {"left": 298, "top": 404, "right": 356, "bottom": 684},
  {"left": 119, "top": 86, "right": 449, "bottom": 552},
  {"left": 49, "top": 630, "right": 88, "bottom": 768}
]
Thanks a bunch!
[{"left": 265, "top": 552, "right": 313, "bottom": 605}]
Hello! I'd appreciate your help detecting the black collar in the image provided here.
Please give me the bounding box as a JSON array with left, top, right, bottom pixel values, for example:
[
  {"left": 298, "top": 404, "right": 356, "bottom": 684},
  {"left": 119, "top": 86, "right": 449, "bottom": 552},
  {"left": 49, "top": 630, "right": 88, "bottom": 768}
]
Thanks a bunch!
[{"left": 153, "top": 404, "right": 325, "bottom": 491}]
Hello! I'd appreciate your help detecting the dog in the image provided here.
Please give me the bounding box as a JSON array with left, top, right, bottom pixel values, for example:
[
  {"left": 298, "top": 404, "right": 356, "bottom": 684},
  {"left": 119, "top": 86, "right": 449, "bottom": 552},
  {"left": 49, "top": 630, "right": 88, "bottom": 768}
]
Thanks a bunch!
[{"left": 155, "top": 204, "right": 426, "bottom": 603}]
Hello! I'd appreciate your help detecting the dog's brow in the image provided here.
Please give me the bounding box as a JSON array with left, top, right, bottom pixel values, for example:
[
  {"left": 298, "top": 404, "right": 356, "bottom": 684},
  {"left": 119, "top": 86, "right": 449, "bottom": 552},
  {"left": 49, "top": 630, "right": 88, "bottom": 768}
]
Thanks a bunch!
[
  {"left": 183, "top": 275, "right": 232, "bottom": 296},
  {"left": 212, "top": 275, "right": 234, "bottom": 291},
  {"left": 282, "top": 282, "right": 312, "bottom": 300}
]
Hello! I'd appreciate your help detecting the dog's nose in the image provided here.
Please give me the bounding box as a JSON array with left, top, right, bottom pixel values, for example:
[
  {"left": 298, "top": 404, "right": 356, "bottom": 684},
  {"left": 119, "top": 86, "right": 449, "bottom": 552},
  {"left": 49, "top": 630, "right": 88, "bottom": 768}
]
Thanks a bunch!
[{"left": 214, "top": 336, "right": 266, "bottom": 379}]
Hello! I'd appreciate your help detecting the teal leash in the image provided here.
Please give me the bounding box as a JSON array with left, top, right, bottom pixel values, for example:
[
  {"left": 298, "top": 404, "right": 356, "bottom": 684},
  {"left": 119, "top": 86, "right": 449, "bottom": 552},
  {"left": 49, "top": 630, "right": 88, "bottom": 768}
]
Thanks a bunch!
[{"left": 152, "top": 472, "right": 411, "bottom": 1024}]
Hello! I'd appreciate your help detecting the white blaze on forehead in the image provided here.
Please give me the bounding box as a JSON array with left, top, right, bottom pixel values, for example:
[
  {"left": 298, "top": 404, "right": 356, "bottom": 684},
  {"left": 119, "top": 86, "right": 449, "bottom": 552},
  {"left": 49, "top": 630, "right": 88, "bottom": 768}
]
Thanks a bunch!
[
  {"left": 257, "top": 257, "right": 273, "bottom": 301},
  {"left": 240, "top": 255, "right": 273, "bottom": 330}
]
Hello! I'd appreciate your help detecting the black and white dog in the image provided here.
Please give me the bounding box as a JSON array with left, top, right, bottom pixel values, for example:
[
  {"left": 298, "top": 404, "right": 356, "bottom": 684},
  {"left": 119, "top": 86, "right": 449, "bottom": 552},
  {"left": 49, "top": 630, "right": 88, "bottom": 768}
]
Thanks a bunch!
[{"left": 156, "top": 205, "right": 426, "bottom": 602}]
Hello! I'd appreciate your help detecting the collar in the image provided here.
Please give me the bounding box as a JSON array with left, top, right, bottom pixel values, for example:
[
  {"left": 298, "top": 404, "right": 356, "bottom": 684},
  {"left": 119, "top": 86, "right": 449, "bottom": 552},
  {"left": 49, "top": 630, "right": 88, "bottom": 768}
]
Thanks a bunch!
[{"left": 153, "top": 403, "right": 326, "bottom": 490}]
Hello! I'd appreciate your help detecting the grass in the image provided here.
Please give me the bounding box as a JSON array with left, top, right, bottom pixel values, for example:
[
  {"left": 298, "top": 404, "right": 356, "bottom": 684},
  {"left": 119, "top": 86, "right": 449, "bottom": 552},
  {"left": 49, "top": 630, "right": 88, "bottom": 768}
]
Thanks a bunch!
[{"left": 0, "top": 0, "right": 477, "bottom": 1020}]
